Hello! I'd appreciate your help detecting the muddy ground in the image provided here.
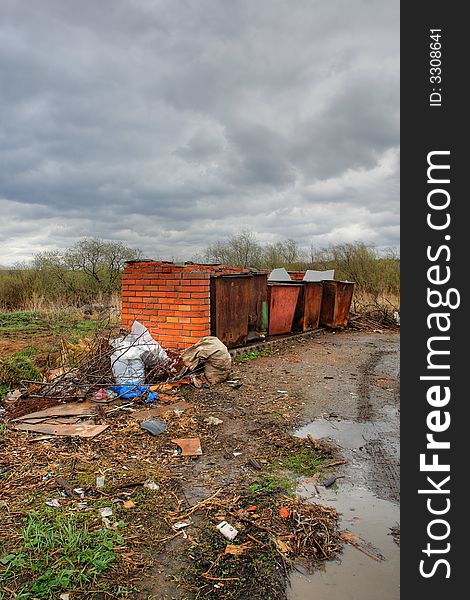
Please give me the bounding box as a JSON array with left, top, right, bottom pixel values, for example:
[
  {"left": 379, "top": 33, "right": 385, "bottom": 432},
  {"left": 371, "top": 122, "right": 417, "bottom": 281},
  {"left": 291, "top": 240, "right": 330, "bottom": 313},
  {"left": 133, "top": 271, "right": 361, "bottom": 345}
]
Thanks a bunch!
[
  {"left": 138, "top": 329, "right": 400, "bottom": 598},
  {"left": 0, "top": 329, "right": 400, "bottom": 599}
]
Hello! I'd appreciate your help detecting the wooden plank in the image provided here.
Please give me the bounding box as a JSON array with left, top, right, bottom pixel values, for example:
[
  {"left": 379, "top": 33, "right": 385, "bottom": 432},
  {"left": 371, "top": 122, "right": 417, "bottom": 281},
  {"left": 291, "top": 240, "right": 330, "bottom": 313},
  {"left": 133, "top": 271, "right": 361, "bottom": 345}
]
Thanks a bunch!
[
  {"left": 13, "top": 422, "right": 109, "bottom": 438},
  {"left": 13, "top": 402, "right": 97, "bottom": 422}
]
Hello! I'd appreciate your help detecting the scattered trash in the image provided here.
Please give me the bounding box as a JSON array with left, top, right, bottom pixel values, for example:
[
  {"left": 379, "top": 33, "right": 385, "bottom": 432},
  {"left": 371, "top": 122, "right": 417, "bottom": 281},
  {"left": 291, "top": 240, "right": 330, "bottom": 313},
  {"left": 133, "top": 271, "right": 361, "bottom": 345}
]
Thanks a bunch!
[
  {"left": 143, "top": 480, "right": 160, "bottom": 491},
  {"left": 248, "top": 457, "right": 262, "bottom": 470},
  {"left": 98, "top": 507, "right": 113, "bottom": 518},
  {"left": 277, "top": 390, "right": 288, "bottom": 394},
  {"left": 216, "top": 521, "right": 238, "bottom": 540},
  {"left": 279, "top": 507, "right": 290, "bottom": 519},
  {"left": 173, "top": 519, "right": 193, "bottom": 530},
  {"left": 227, "top": 379, "right": 243, "bottom": 389},
  {"left": 42, "top": 472, "right": 53, "bottom": 481},
  {"left": 140, "top": 418, "right": 167, "bottom": 436},
  {"left": 171, "top": 437, "right": 203, "bottom": 456},
  {"left": 96, "top": 475, "right": 105, "bottom": 488},
  {"left": 324, "top": 376, "right": 334, "bottom": 379},
  {"left": 59, "top": 593, "right": 70, "bottom": 600},
  {"left": 123, "top": 499, "right": 135, "bottom": 509},
  {"left": 233, "top": 452, "right": 242, "bottom": 457},
  {"left": 246, "top": 506, "right": 257, "bottom": 512},
  {"left": 77, "top": 502, "right": 88, "bottom": 510},
  {"left": 111, "top": 384, "right": 158, "bottom": 402},
  {"left": 322, "top": 475, "right": 338, "bottom": 487},
  {"left": 55, "top": 477, "right": 84, "bottom": 498},
  {"left": 45, "top": 499, "right": 61, "bottom": 507},
  {"left": 204, "top": 416, "right": 223, "bottom": 426},
  {"left": 132, "top": 401, "right": 193, "bottom": 421}
]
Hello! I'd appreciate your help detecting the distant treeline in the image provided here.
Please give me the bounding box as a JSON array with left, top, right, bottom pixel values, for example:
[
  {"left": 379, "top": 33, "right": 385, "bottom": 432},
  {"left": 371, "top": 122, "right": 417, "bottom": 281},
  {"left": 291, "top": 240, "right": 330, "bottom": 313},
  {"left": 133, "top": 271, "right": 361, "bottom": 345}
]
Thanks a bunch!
[
  {"left": 0, "top": 233, "right": 399, "bottom": 311},
  {"left": 202, "top": 230, "right": 400, "bottom": 298},
  {"left": 0, "top": 238, "right": 140, "bottom": 310}
]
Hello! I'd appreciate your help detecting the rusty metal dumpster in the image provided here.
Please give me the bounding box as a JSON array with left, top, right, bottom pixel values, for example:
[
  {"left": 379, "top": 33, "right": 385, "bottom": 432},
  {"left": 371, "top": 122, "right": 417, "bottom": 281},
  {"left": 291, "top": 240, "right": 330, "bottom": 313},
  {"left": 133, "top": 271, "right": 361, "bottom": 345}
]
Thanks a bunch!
[
  {"left": 268, "top": 283, "right": 301, "bottom": 335},
  {"left": 320, "top": 281, "right": 355, "bottom": 328},
  {"left": 292, "top": 281, "right": 323, "bottom": 332},
  {"left": 210, "top": 274, "right": 252, "bottom": 347},
  {"left": 247, "top": 272, "right": 268, "bottom": 341}
]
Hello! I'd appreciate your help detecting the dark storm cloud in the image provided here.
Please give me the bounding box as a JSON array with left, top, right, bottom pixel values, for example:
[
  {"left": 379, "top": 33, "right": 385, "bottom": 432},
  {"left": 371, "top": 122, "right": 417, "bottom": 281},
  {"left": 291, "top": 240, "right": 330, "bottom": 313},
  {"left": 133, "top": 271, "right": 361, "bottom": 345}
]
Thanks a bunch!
[{"left": 0, "top": 0, "right": 399, "bottom": 263}]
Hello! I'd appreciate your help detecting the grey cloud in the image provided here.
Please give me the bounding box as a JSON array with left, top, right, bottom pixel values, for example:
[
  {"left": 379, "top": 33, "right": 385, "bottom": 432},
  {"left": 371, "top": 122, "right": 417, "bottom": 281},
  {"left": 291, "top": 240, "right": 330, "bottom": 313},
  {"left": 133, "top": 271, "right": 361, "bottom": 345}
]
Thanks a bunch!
[{"left": 0, "top": 0, "right": 399, "bottom": 264}]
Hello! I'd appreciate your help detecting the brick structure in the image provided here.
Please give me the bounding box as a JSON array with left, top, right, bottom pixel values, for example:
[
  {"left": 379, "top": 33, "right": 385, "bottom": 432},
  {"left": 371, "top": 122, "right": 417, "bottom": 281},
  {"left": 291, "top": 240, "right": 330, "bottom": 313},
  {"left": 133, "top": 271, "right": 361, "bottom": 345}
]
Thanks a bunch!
[{"left": 121, "top": 261, "right": 248, "bottom": 349}]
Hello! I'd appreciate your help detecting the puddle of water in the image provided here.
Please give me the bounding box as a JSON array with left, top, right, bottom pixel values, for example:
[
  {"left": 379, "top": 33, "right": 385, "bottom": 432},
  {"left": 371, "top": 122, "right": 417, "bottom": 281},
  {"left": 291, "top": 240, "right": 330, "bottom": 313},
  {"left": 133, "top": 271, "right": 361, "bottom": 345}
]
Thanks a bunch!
[
  {"left": 289, "top": 481, "right": 400, "bottom": 600},
  {"left": 294, "top": 418, "right": 368, "bottom": 449}
]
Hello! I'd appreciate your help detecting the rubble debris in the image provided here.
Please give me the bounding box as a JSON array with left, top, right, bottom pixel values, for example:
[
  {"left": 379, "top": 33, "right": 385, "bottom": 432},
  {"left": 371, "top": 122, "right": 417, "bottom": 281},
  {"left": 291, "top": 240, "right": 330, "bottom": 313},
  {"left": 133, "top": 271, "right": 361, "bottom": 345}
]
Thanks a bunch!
[
  {"left": 171, "top": 437, "right": 203, "bottom": 456},
  {"left": 216, "top": 521, "right": 238, "bottom": 540},
  {"left": 173, "top": 519, "right": 192, "bottom": 531},
  {"left": 181, "top": 336, "right": 231, "bottom": 385},
  {"left": 204, "top": 416, "right": 223, "bottom": 426},
  {"left": 45, "top": 499, "right": 61, "bottom": 507},
  {"left": 13, "top": 422, "right": 109, "bottom": 438},
  {"left": 248, "top": 457, "right": 263, "bottom": 470},
  {"left": 140, "top": 418, "right": 167, "bottom": 436},
  {"left": 143, "top": 480, "right": 160, "bottom": 491},
  {"left": 322, "top": 475, "right": 338, "bottom": 487}
]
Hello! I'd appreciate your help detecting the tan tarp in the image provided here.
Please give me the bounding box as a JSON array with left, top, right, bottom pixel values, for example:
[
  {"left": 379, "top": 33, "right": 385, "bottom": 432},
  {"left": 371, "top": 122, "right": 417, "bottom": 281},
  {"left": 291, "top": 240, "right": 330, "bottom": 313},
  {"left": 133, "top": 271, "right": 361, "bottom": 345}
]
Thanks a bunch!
[{"left": 180, "top": 336, "right": 231, "bottom": 385}]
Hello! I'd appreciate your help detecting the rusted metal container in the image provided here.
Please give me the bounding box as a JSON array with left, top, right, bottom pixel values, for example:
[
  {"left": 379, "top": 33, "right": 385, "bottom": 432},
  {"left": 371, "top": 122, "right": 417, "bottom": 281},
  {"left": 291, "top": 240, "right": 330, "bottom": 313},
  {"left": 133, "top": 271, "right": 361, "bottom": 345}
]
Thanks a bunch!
[
  {"left": 247, "top": 272, "right": 268, "bottom": 341},
  {"left": 292, "top": 282, "right": 323, "bottom": 332},
  {"left": 320, "top": 281, "right": 355, "bottom": 328},
  {"left": 268, "top": 283, "right": 301, "bottom": 335},
  {"left": 210, "top": 274, "right": 252, "bottom": 347}
]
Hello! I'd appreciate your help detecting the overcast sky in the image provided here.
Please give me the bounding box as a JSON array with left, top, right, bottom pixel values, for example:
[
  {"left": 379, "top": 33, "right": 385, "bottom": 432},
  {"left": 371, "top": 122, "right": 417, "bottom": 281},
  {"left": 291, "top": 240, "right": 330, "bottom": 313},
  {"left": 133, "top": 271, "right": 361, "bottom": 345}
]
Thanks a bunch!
[{"left": 0, "top": 0, "right": 399, "bottom": 264}]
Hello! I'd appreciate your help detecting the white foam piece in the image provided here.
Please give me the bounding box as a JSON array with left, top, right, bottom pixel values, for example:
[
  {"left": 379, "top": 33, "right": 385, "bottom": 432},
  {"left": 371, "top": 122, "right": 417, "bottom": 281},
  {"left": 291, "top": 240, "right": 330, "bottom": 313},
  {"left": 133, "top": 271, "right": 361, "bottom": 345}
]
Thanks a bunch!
[
  {"left": 268, "top": 267, "right": 292, "bottom": 282},
  {"left": 303, "top": 269, "right": 335, "bottom": 282}
]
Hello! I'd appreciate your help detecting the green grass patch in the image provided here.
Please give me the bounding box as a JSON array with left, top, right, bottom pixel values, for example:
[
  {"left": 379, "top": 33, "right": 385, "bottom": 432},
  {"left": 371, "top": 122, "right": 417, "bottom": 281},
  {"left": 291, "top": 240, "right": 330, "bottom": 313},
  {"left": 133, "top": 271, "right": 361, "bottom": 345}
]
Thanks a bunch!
[
  {"left": 235, "top": 347, "right": 270, "bottom": 362},
  {"left": 248, "top": 474, "right": 294, "bottom": 496},
  {"left": 0, "top": 512, "right": 123, "bottom": 598},
  {"left": 0, "top": 349, "right": 42, "bottom": 393},
  {"left": 282, "top": 449, "right": 322, "bottom": 477},
  {"left": 0, "top": 311, "right": 106, "bottom": 338}
]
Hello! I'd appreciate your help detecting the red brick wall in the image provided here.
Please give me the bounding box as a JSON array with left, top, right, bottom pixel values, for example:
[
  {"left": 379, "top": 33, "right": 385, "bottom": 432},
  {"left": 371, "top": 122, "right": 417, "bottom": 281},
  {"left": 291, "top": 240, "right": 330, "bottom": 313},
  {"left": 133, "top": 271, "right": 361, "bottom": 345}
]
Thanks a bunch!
[{"left": 121, "top": 261, "right": 248, "bottom": 349}]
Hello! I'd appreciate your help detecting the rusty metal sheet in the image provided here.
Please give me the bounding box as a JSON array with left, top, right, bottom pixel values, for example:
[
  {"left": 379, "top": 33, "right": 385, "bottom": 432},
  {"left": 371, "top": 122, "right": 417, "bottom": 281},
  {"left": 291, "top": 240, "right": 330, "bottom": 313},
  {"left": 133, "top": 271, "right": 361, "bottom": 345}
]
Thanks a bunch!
[
  {"left": 268, "top": 284, "right": 301, "bottom": 335},
  {"left": 320, "top": 281, "right": 355, "bottom": 328},
  {"left": 210, "top": 275, "right": 252, "bottom": 348},
  {"left": 293, "top": 282, "right": 323, "bottom": 332},
  {"left": 171, "top": 437, "right": 203, "bottom": 456},
  {"left": 248, "top": 272, "right": 268, "bottom": 341}
]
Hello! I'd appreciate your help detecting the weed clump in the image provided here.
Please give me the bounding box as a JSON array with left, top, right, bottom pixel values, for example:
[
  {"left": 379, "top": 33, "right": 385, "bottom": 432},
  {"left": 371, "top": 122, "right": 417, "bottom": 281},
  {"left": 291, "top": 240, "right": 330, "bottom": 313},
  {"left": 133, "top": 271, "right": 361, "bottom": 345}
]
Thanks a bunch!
[{"left": 0, "top": 512, "right": 123, "bottom": 598}]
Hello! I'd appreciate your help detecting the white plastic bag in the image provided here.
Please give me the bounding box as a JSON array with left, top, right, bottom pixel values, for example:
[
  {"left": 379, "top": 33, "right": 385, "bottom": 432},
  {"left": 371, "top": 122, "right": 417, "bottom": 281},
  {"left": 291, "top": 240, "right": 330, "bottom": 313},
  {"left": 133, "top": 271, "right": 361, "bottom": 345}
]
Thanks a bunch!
[{"left": 110, "top": 321, "right": 170, "bottom": 385}]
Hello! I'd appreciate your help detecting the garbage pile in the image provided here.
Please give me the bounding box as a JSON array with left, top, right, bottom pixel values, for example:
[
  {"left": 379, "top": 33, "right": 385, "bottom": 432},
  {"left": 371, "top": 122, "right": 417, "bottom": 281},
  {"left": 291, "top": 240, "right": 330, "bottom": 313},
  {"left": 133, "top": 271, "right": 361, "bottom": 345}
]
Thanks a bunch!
[{"left": 1, "top": 321, "right": 232, "bottom": 440}]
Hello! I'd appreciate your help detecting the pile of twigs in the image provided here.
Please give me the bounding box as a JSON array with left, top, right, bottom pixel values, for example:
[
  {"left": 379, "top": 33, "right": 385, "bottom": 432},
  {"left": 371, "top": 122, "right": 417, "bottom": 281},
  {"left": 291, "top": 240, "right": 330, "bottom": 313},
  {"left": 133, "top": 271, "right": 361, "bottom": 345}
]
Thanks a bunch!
[
  {"left": 349, "top": 299, "right": 400, "bottom": 331},
  {"left": 16, "top": 326, "right": 183, "bottom": 405}
]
